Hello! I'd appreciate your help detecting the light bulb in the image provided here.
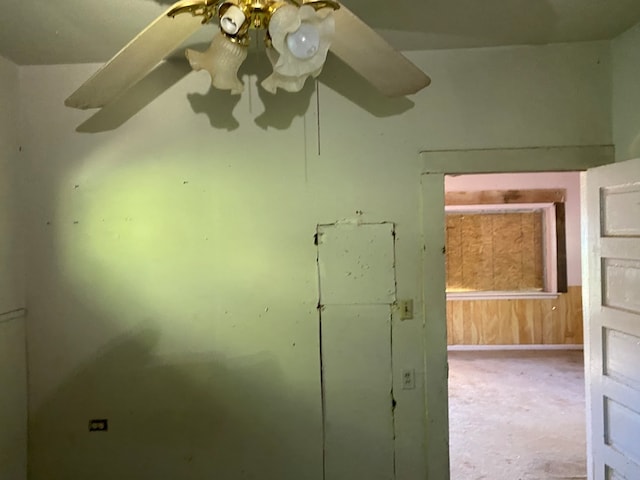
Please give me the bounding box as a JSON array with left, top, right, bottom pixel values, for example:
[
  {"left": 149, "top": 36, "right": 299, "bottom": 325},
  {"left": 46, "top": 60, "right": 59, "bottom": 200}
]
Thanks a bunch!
[
  {"left": 220, "top": 5, "right": 245, "bottom": 35},
  {"left": 286, "top": 23, "right": 320, "bottom": 60}
]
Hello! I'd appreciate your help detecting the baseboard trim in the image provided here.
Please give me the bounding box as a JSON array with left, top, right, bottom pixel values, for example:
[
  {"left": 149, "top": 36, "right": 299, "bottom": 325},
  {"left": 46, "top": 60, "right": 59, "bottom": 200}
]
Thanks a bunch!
[
  {"left": 0, "top": 308, "right": 26, "bottom": 325},
  {"left": 448, "top": 344, "right": 583, "bottom": 352}
]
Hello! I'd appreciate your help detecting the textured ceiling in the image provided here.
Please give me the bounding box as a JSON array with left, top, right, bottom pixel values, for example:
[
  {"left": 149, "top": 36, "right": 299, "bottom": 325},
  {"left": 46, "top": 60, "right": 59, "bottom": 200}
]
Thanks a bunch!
[{"left": 2, "top": 0, "right": 640, "bottom": 65}]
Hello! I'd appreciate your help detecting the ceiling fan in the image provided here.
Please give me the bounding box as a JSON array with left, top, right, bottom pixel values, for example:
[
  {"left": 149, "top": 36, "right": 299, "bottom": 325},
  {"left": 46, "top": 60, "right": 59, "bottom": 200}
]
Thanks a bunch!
[{"left": 65, "top": 0, "right": 431, "bottom": 110}]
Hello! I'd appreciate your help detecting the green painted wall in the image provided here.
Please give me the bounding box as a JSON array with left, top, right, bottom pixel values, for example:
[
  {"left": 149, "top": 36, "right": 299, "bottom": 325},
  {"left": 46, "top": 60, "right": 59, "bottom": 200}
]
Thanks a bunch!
[
  {"left": 613, "top": 22, "right": 640, "bottom": 162},
  {"left": 0, "top": 56, "right": 24, "bottom": 313},
  {"left": 0, "top": 54, "right": 27, "bottom": 480},
  {"left": 18, "top": 40, "right": 611, "bottom": 480}
]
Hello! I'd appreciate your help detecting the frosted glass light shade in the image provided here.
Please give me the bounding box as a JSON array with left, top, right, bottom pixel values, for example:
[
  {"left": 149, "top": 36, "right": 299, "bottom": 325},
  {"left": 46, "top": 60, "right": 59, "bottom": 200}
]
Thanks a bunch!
[
  {"left": 262, "top": 5, "right": 334, "bottom": 93},
  {"left": 262, "top": 48, "right": 310, "bottom": 93},
  {"left": 186, "top": 33, "right": 248, "bottom": 95}
]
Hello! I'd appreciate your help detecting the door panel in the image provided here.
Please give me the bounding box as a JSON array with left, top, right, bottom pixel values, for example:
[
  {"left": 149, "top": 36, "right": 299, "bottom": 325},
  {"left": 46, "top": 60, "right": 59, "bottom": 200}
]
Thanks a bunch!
[
  {"left": 604, "top": 329, "right": 640, "bottom": 389},
  {"left": 606, "top": 465, "right": 626, "bottom": 479},
  {"left": 602, "top": 258, "right": 640, "bottom": 313},
  {"left": 601, "top": 184, "right": 640, "bottom": 236},
  {"left": 604, "top": 398, "right": 640, "bottom": 465},
  {"left": 584, "top": 157, "right": 640, "bottom": 480}
]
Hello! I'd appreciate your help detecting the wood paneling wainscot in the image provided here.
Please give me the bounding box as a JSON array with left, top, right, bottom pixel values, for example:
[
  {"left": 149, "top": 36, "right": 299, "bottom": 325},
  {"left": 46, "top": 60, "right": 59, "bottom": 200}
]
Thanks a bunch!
[{"left": 446, "top": 286, "right": 583, "bottom": 345}]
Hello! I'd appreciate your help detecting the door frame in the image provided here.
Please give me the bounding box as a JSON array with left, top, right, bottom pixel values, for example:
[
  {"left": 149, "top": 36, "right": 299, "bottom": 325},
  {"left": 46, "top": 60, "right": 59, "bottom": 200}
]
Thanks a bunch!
[{"left": 418, "top": 145, "right": 615, "bottom": 479}]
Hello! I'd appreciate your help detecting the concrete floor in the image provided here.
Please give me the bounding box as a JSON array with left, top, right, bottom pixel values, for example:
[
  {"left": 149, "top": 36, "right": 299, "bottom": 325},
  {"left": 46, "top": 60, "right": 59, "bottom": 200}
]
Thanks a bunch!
[{"left": 448, "top": 350, "right": 587, "bottom": 480}]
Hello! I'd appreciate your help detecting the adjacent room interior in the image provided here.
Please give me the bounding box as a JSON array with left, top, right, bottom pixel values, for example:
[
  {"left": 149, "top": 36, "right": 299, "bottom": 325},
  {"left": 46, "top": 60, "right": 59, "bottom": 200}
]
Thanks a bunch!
[
  {"left": 444, "top": 172, "right": 587, "bottom": 480},
  {"left": 1, "top": 2, "right": 640, "bottom": 480}
]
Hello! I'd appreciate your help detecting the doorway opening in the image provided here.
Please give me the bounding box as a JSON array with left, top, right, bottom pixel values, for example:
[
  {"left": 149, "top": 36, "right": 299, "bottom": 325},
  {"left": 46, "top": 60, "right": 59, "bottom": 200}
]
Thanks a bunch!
[
  {"left": 418, "top": 144, "right": 614, "bottom": 480},
  {"left": 444, "top": 171, "right": 587, "bottom": 480}
]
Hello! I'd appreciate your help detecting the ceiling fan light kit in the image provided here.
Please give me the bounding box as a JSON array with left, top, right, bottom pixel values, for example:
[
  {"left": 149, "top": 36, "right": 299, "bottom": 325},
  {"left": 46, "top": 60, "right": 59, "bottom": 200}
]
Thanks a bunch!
[
  {"left": 64, "top": 0, "right": 431, "bottom": 110},
  {"left": 180, "top": 0, "right": 338, "bottom": 95}
]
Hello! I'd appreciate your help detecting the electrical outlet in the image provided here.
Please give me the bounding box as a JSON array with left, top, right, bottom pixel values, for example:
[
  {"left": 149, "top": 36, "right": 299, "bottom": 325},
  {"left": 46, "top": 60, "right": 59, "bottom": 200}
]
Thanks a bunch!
[
  {"left": 401, "top": 369, "right": 415, "bottom": 390},
  {"left": 399, "top": 299, "right": 414, "bottom": 320},
  {"left": 89, "top": 419, "right": 108, "bottom": 432}
]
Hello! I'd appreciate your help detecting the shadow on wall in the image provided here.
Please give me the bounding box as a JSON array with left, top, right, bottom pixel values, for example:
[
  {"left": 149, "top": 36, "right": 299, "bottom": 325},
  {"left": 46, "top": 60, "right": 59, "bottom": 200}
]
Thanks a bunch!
[
  {"left": 24, "top": 152, "right": 326, "bottom": 477},
  {"left": 29, "top": 318, "right": 387, "bottom": 479},
  {"left": 185, "top": 47, "right": 318, "bottom": 132},
  {"left": 26, "top": 158, "right": 388, "bottom": 480},
  {"left": 76, "top": 60, "right": 194, "bottom": 134},
  {"left": 30, "top": 326, "right": 295, "bottom": 479},
  {"left": 30, "top": 326, "right": 300, "bottom": 479},
  {"left": 76, "top": 49, "right": 312, "bottom": 133},
  {"left": 31, "top": 42, "right": 401, "bottom": 477},
  {"left": 27, "top": 199, "right": 393, "bottom": 479},
  {"left": 76, "top": 46, "right": 415, "bottom": 134},
  {"left": 28, "top": 319, "right": 386, "bottom": 478},
  {"left": 320, "top": 54, "right": 415, "bottom": 117}
]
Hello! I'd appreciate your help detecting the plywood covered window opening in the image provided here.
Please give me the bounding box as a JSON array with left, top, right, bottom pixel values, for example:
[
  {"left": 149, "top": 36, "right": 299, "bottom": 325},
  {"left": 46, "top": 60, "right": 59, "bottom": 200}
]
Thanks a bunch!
[
  {"left": 446, "top": 210, "right": 545, "bottom": 292},
  {"left": 445, "top": 190, "right": 567, "bottom": 299}
]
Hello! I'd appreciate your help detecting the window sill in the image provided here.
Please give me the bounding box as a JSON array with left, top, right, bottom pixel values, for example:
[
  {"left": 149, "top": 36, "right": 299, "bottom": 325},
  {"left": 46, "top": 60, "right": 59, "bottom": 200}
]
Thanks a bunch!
[{"left": 446, "top": 291, "right": 560, "bottom": 301}]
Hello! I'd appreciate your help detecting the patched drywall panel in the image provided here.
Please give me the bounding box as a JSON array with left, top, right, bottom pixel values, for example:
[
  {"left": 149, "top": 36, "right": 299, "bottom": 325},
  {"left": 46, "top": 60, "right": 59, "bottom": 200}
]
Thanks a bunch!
[
  {"left": 318, "top": 223, "right": 397, "bottom": 479},
  {"left": 322, "top": 304, "right": 394, "bottom": 480},
  {"left": 317, "top": 223, "right": 396, "bottom": 305}
]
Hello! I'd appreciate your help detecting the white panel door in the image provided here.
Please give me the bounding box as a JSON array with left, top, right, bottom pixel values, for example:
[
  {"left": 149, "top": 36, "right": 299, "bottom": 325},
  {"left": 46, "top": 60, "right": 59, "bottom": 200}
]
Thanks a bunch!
[{"left": 583, "top": 158, "right": 640, "bottom": 480}]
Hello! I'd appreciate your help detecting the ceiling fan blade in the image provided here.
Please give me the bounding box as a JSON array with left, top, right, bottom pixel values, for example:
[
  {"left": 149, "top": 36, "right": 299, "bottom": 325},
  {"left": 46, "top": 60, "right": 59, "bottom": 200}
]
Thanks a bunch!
[
  {"left": 329, "top": 4, "right": 431, "bottom": 97},
  {"left": 65, "top": 1, "right": 207, "bottom": 109}
]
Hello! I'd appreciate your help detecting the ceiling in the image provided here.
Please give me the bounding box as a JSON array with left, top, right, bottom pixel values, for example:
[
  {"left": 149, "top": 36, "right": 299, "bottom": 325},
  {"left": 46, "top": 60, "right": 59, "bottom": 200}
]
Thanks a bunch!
[{"left": 2, "top": 0, "right": 640, "bottom": 65}]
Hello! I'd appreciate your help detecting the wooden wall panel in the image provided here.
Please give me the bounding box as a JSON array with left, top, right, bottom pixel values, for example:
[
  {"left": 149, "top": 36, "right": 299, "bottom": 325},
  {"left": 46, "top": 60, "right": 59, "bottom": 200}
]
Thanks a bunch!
[{"left": 446, "top": 286, "right": 583, "bottom": 345}]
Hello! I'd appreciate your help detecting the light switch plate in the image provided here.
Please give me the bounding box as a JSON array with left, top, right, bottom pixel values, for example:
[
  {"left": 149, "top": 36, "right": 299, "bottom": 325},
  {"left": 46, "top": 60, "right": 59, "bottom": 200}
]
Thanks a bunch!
[{"left": 399, "top": 299, "right": 414, "bottom": 320}]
